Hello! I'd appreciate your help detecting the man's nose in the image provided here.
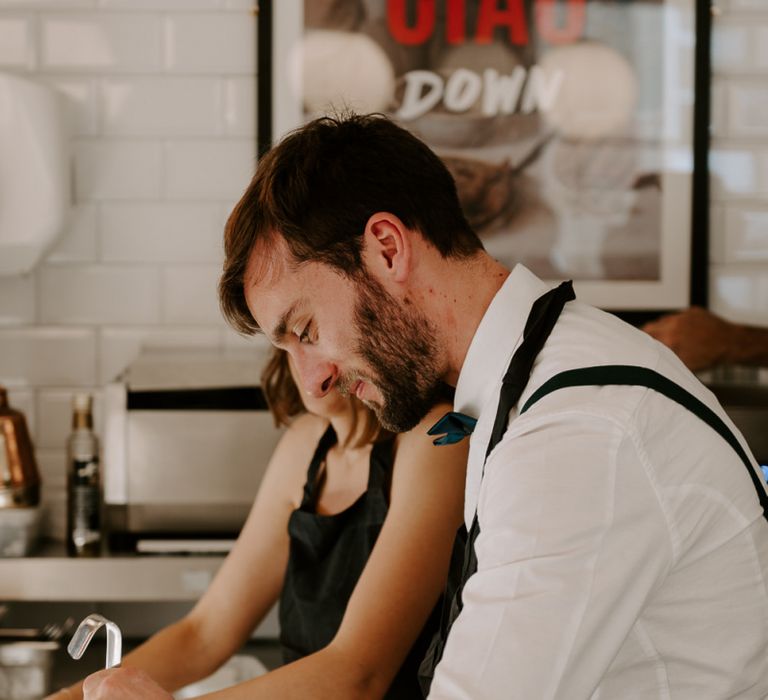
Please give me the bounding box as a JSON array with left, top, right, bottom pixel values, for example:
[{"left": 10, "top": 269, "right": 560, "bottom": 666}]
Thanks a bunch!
[{"left": 294, "top": 354, "right": 338, "bottom": 398}]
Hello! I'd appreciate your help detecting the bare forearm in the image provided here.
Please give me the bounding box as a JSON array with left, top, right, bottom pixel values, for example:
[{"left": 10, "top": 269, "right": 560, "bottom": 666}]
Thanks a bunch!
[
  {"left": 727, "top": 323, "right": 768, "bottom": 366},
  {"left": 202, "top": 644, "right": 386, "bottom": 700},
  {"left": 127, "top": 618, "right": 225, "bottom": 689},
  {"left": 643, "top": 307, "right": 768, "bottom": 371},
  {"left": 54, "top": 618, "right": 217, "bottom": 700}
]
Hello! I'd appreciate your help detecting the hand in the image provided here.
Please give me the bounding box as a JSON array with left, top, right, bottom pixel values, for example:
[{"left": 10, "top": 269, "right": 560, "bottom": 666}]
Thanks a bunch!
[
  {"left": 643, "top": 307, "right": 733, "bottom": 372},
  {"left": 82, "top": 667, "right": 173, "bottom": 700}
]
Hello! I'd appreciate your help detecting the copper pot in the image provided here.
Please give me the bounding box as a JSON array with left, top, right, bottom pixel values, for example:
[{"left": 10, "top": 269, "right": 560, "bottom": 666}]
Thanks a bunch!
[{"left": 0, "top": 387, "right": 40, "bottom": 508}]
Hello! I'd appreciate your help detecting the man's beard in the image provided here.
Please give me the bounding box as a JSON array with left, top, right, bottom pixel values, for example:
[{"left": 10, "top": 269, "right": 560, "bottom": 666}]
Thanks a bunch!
[{"left": 346, "top": 274, "right": 443, "bottom": 433}]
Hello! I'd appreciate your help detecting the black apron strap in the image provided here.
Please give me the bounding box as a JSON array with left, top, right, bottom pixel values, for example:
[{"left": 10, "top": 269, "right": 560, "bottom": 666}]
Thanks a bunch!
[
  {"left": 486, "top": 281, "right": 576, "bottom": 462},
  {"left": 418, "top": 280, "right": 576, "bottom": 695},
  {"left": 520, "top": 364, "right": 768, "bottom": 522},
  {"left": 300, "top": 425, "right": 337, "bottom": 509}
]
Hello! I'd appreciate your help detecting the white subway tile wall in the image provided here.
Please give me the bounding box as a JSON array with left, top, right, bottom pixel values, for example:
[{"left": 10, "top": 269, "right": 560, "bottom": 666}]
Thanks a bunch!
[
  {"left": 728, "top": 81, "right": 768, "bottom": 138},
  {"left": 710, "top": 81, "right": 726, "bottom": 137},
  {"left": 711, "top": 19, "right": 750, "bottom": 73},
  {"left": 45, "top": 76, "right": 100, "bottom": 135},
  {"left": 222, "top": 76, "right": 256, "bottom": 136},
  {"left": 162, "top": 264, "right": 225, "bottom": 325},
  {"left": 0, "top": 274, "right": 36, "bottom": 326},
  {"left": 100, "top": 202, "right": 225, "bottom": 263},
  {"left": 100, "top": 76, "right": 223, "bottom": 136},
  {"left": 711, "top": 1, "right": 768, "bottom": 323},
  {"left": 40, "top": 14, "right": 164, "bottom": 72},
  {"left": 709, "top": 148, "right": 762, "bottom": 197},
  {"left": 163, "top": 13, "right": 254, "bottom": 74},
  {"left": 163, "top": 138, "right": 255, "bottom": 199},
  {"left": 709, "top": 205, "right": 727, "bottom": 265},
  {"left": 756, "top": 28, "right": 768, "bottom": 71},
  {"left": 728, "top": 0, "right": 768, "bottom": 11},
  {"left": 723, "top": 206, "right": 768, "bottom": 263},
  {"left": 0, "top": 328, "right": 97, "bottom": 387},
  {"left": 39, "top": 264, "right": 162, "bottom": 325},
  {"left": 101, "top": 1, "right": 226, "bottom": 9},
  {"left": 0, "top": 0, "right": 256, "bottom": 538},
  {"left": 36, "top": 448, "right": 68, "bottom": 538},
  {"left": 710, "top": 264, "right": 768, "bottom": 322},
  {"left": 0, "top": 1, "right": 766, "bottom": 541},
  {"left": 74, "top": 140, "right": 164, "bottom": 200},
  {"left": 46, "top": 203, "right": 99, "bottom": 263},
  {"left": 0, "top": 15, "right": 33, "bottom": 68}
]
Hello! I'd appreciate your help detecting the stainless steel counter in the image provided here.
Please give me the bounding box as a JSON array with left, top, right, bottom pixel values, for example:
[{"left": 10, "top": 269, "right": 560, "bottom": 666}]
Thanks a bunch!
[{"left": 0, "top": 541, "right": 225, "bottom": 602}]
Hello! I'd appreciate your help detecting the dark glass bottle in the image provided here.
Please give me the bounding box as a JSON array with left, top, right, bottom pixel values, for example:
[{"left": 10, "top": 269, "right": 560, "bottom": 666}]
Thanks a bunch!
[{"left": 66, "top": 393, "right": 101, "bottom": 557}]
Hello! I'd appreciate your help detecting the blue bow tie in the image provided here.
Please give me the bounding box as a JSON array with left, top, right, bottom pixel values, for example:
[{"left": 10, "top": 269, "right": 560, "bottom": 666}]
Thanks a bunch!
[{"left": 428, "top": 411, "right": 477, "bottom": 445}]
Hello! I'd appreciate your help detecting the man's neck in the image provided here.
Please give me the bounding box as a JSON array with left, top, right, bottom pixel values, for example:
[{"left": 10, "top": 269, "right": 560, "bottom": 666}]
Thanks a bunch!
[{"left": 417, "top": 250, "right": 510, "bottom": 386}]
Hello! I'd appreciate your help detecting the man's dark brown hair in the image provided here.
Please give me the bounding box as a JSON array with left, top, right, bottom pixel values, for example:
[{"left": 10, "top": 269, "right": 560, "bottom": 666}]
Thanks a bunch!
[{"left": 219, "top": 112, "right": 483, "bottom": 335}]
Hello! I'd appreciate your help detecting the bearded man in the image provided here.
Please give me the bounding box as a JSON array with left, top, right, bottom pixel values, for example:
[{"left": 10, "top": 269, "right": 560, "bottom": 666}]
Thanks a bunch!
[{"left": 85, "top": 114, "right": 768, "bottom": 699}]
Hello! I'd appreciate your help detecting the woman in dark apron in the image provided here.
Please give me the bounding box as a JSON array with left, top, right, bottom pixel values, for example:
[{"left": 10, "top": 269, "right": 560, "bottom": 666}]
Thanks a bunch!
[
  {"left": 51, "top": 347, "right": 466, "bottom": 699},
  {"left": 270, "top": 347, "right": 463, "bottom": 698}
]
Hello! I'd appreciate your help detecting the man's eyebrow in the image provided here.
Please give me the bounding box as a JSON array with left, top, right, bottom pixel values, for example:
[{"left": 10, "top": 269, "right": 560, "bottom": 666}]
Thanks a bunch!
[{"left": 271, "top": 301, "right": 301, "bottom": 344}]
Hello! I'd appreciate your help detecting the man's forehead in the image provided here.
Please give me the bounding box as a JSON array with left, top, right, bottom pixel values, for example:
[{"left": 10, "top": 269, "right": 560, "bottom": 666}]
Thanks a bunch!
[
  {"left": 246, "top": 258, "right": 320, "bottom": 345},
  {"left": 249, "top": 285, "right": 305, "bottom": 343},
  {"left": 244, "top": 237, "right": 352, "bottom": 336},
  {"left": 244, "top": 233, "right": 292, "bottom": 289},
  {"left": 248, "top": 276, "right": 303, "bottom": 337}
]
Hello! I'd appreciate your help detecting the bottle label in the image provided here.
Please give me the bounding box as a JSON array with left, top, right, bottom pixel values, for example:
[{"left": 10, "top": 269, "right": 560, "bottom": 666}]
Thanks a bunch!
[
  {"left": 71, "top": 484, "right": 100, "bottom": 546},
  {"left": 72, "top": 458, "right": 99, "bottom": 484}
]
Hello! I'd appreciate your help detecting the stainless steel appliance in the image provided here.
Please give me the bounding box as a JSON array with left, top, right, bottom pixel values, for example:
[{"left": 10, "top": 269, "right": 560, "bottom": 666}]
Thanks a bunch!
[
  {"left": 0, "top": 640, "right": 58, "bottom": 699},
  {"left": 699, "top": 366, "right": 768, "bottom": 479},
  {"left": 103, "top": 350, "right": 283, "bottom": 550},
  {"left": 708, "top": 377, "right": 768, "bottom": 466}
]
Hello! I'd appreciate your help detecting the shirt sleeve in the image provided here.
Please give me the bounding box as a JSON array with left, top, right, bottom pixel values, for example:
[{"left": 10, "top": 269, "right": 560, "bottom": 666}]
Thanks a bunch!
[{"left": 427, "top": 410, "right": 673, "bottom": 700}]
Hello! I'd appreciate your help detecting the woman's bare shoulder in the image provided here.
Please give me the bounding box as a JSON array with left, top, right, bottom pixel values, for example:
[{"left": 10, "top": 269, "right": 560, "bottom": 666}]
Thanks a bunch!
[
  {"left": 263, "top": 412, "right": 329, "bottom": 499},
  {"left": 274, "top": 413, "right": 329, "bottom": 466},
  {"left": 285, "top": 412, "right": 329, "bottom": 442},
  {"left": 393, "top": 402, "right": 452, "bottom": 450},
  {"left": 390, "top": 401, "right": 467, "bottom": 486}
]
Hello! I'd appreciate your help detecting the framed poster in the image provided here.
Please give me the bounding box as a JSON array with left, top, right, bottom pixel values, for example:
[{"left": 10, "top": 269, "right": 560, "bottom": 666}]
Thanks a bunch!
[{"left": 260, "top": 0, "right": 709, "bottom": 311}]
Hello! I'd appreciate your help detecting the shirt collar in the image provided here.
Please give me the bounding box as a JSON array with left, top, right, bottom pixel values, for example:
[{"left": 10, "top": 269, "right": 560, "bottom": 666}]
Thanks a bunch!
[{"left": 454, "top": 264, "right": 550, "bottom": 419}]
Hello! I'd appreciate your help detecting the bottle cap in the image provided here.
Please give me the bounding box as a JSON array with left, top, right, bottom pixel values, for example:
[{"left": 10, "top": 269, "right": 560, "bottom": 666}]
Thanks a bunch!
[
  {"left": 72, "top": 394, "right": 92, "bottom": 412},
  {"left": 72, "top": 393, "right": 94, "bottom": 430}
]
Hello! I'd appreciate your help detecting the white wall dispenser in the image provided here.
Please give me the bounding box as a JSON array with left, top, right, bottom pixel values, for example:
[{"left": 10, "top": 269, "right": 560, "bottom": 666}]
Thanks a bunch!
[{"left": 0, "top": 73, "right": 70, "bottom": 275}]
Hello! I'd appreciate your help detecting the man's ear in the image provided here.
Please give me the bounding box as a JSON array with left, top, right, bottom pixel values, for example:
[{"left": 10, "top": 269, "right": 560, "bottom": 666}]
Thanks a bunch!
[{"left": 362, "top": 212, "right": 411, "bottom": 284}]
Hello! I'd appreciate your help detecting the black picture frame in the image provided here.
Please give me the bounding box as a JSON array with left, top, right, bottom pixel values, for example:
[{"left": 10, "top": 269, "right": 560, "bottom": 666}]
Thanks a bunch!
[{"left": 257, "top": 0, "right": 711, "bottom": 318}]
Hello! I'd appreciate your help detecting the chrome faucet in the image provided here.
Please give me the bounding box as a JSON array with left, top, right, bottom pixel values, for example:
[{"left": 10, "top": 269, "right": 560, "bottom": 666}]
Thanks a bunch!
[{"left": 67, "top": 614, "right": 122, "bottom": 669}]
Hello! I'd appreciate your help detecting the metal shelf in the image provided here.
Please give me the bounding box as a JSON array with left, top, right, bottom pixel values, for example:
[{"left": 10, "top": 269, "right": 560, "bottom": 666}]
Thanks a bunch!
[{"left": 0, "top": 541, "right": 225, "bottom": 602}]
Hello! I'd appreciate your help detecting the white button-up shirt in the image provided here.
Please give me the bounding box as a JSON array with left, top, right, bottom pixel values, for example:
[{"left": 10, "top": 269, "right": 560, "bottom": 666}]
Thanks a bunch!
[{"left": 428, "top": 265, "right": 768, "bottom": 699}]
